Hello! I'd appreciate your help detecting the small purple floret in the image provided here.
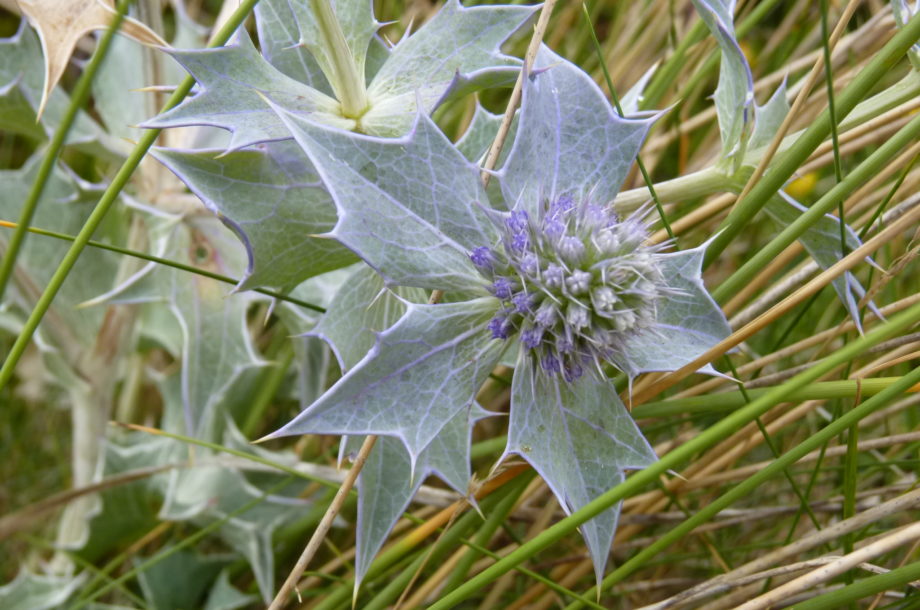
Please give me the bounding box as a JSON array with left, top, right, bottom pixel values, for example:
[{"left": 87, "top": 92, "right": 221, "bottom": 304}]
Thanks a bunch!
[
  {"left": 512, "top": 291, "right": 535, "bottom": 313},
  {"left": 491, "top": 277, "right": 514, "bottom": 299},
  {"left": 488, "top": 313, "right": 512, "bottom": 339},
  {"left": 563, "top": 361, "right": 584, "bottom": 382},
  {"left": 470, "top": 246, "right": 494, "bottom": 270},
  {"left": 521, "top": 327, "right": 543, "bottom": 348},
  {"left": 541, "top": 353, "right": 561, "bottom": 373}
]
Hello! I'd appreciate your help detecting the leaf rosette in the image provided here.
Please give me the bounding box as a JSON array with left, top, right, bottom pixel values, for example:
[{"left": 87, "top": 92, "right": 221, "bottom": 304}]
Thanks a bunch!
[
  {"left": 262, "top": 44, "right": 733, "bottom": 586},
  {"left": 147, "top": 0, "right": 537, "bottom": 291}
]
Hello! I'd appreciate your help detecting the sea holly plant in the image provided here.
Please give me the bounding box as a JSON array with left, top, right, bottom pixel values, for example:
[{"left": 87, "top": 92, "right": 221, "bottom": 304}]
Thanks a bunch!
[
  {"left": 691, "top": 0, "right": 877, "bottom": 328},
  {"left": 261, "top": 45, "right": 732, "bottom": 586},
  {"left": 146, "top": 0, "right": 537, "bottom": 291}
]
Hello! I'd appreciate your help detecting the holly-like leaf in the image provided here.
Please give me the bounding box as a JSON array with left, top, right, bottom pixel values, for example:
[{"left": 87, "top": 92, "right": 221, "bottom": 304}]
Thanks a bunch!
[
  {"left": 255, "top": 0, "right": 332, "bottom": 93},
  {"left": 271, "top": 104, "right": 497, "bottom": 293},
  {"left": 360, "top": 0, "right": 536, "bottom": 136},
  {"left": 284, "top": 0, "right": 379, "bottom": 98},
  {"left": 748, "top": 80, "right": 789, "bottom": 152},
  {"left": 504, "top": 359, "right": 658, "bottom": 584},
  {"left": 312, "top": 265, "right": 426, "bottom": 372},
  {"left": 136, "top": 549, "right": 228, "bottom": 610},
  {"left": 264, "top": 298, "right": 504, "bottom": 463},
  {"left": 153, "top": 141, "right": 357, "bottom": 291},
  {"left": 346, "top": 403, "right": 490, "bottom": 588},
  {"left": 765, "top": 192, "right": 875, "bottom": 332},
  {"left": 91, "top": 8, "right": 206, "bottom": 142},
  {"left": 614, "top": 244, "right": 733, "bottom": 380},
  {"left": 498, "top": 45, "right": 658, "bottom": 216},
  {"left": 93, "top": 211, "right": 267, "bottom": 440},
  {"left": 690, "top": 0, "right": 753, "bottom": 158},
  {"left": 16, "top": 0, "right": 165, "bottom": 118},
  {"left": 0, "top": 155, "right": 118, "bottom": 351},
  {"left": 144, "top": 29, "right": 353, "bottom": 151}
]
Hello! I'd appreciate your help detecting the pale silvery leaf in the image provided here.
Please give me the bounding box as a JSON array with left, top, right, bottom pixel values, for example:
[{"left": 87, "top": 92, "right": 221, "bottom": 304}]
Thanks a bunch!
[
  {"left": 136, "top": 549, "right": 228, "bottom": 610},
  {"left": 361, "top": 0, "right": 536, "bottom": 136},
  {"left": 504, "top": 359, "right": 658, "bottom": 584},
  {"left": 765, "top": 192, "right": 877, "bottom": 332},
  {"left": 271, "top": 106, "right": 497, "bottom": 292},
  {"left": 614, "top": 244, "right": 732, "bottom": 379},
  {"left": 0, "top": 156, "right": 117, "bottom": 351},
  {"left": 690, "top": 0, "right": 754, "bottom": 158},
  {"left": 144, "top": 29, "right": 353, "bottom": 151},
  {"left": 620, "top": 63, "right": 658, "bottom": 116},
  {"left": 255, "top": 0, "right": 331, "bottom": 93},
  {"left": 204, "top": 570, "right": 258, "bottom": 610},
  {"left": 94, "top": 212, "right": 267, "bottom": 440},
  {"left": 498, "top": 45, "right": 658, "bottom": 216},
  {"left": 92, "top": 8, "right": 206, "bottom": 142},
  {"left": 748, "top": 80, "right": 789, "bottom": 151},
  {"left": 346, "top": 403, "right": 489, "bottom": 588},
  {"left": 263, "top": 298, "right": 505, "bottom": 462},
  {"left": 0, "top": 571, "right": 84, "bottom": 610},
  {"left": 456, "top": 103, "right": 503, "bottom": 163},
  {"left": 700, "top": 4, "right": 877, "bottom": 324},
  {"left": 312, "top": 265, "right": 426, "bottom": 372},
  {"left": 153, "top": 141, "right": 358, "bottom": 291},
  {"left": 285, "top": 0, "right": 378, "bottom": 96}
]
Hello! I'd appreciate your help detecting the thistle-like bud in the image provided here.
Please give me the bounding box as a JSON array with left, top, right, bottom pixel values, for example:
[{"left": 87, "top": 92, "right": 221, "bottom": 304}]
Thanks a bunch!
[{"left": 472, "top": 193, "right": 672, "bottom": 381}]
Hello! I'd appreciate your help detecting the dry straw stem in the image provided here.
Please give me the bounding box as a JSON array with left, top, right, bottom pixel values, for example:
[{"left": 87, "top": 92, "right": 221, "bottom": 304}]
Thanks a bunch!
[
  {"left": 0, "top": 464, "right": 177, "bottom": 541},
  {"left": 737, "top": 520, "right": 920, "bottom": 610},
  {"left": 631, "top": 202, "right": 920, "bottom": 406},
  {"left": 640, "top": 488, "right": 920, "bottom": 609},
  {"left": 268, "top": 434, "right": 378, "bottom": 610}
]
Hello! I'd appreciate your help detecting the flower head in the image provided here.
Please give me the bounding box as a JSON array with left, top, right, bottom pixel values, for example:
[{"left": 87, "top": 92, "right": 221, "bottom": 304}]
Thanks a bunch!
[{"left": 473, "top": 195, "right": 670, "bottom": 381}]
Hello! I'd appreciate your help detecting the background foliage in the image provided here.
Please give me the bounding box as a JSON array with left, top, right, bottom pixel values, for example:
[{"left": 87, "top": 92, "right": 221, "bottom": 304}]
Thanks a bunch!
[{"left": 1, "top": 0, "right": 919, "bottom": 608}]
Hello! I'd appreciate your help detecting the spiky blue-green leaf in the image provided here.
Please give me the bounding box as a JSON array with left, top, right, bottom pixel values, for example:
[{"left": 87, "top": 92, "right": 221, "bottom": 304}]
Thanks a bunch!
[
  {"left": 504, "top": 359, "right": 658, "bottom": 585},
  {"left": 93, "top": 211, "right": 267, "bottom": 440},
  {"left": 285, "top": 0, "right": 379, "bottom": 95},
  {"left": 764, "top": 192, "right": 875, "bottom": 332},
  {"left": 690, "top": 0, "right": 754, "bottom": 158},
  {"left": 152, "top": 141, "right": 357, "bottom": 291},
  {"left": 498, "top": 45, "right": 657, "bottom": 216},
  {"left": 0, "top": 571, "right": 84, "bottom": 610},
  {"left": 614, "top": 244, "right": 732, "bottom": 379},
  {"left": 312, "top": 265, "right": 426, "bottom": 372},
  {"left": 255, "top": 0, "right": 331, "bottom": 92},
  {"left": 264, "top": 298, "right": 504, "bottom": 462},
  {"left": 271, "top": 105, "right": 497, "bottom": 292},
  {"left": 360, "top": 0, "right": 535, "bottom": 135},
  {"left": 345, "top": 403, "right": 490, "bottom": 588},
  {"left": 143, "top": 29, "right": 351, "bottom": 150}
]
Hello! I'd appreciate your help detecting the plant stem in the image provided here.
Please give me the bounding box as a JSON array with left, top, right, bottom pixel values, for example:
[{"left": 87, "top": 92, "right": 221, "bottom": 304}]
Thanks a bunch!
[
  {"left": 268, "top": 434, "right": 377, "bottom": 610},
  {"left": 311, "top": 0, "right": 368, "bottom": 118},
  {"left": 0, "top": 0, "right": 262, "bottom": 394},
  {"left": 0, "top": 0, "right": 128, "bottom": 300}
]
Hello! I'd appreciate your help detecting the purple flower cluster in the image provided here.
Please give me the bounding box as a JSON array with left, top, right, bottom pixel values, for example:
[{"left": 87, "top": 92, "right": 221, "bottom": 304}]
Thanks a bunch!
[{"left": 471, "top": 195, "right": 668, "bottom": 381}]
